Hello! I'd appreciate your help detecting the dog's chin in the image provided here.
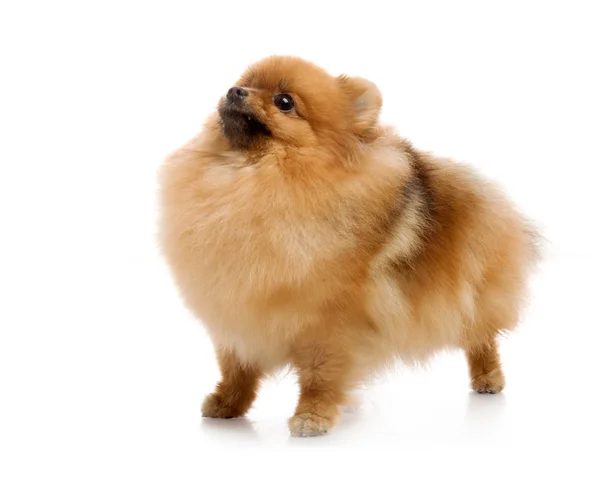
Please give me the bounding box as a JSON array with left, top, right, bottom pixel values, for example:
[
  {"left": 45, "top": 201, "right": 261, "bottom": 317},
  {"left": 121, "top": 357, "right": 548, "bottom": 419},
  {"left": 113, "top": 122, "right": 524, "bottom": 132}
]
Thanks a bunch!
[{"left": 218, "top": 105, "right": 270, "bottom": 149}]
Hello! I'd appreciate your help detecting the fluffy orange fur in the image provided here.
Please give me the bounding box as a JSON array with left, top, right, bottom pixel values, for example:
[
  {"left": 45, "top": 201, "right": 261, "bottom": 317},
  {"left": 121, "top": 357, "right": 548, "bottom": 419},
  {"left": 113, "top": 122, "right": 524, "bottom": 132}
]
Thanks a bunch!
[{"left": 159, "top": 56, "right": 540, "bottom": 436}]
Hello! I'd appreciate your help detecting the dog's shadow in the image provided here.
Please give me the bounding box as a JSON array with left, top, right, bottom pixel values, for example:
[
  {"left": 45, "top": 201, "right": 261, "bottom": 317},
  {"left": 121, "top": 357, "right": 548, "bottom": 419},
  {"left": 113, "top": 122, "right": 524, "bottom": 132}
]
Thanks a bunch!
[
  {"left": 463, "top": 391, "right": 508, "bottom": 440},
  {"left": 199, "top": 394, "right": 507, "bottom": 444},
  {"left": 199, "top": 417, "right": 260, "bottom": 441}
]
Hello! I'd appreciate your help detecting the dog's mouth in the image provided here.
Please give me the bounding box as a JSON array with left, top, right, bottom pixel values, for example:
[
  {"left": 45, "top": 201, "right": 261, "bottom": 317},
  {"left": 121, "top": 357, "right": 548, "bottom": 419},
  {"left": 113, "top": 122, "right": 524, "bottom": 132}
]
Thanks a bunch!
[{"left": 218, "top": 103, "right": 270, "bottom": 148}]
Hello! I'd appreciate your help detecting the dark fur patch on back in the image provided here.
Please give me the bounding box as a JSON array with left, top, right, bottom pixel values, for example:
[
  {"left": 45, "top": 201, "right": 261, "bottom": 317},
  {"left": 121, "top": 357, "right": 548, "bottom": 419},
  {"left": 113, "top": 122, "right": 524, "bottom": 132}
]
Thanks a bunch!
[
  {"left": 402, "top": 142, "right": 436, "bottom": 227},
  {"left": 375, "top": 141, "right": 438, "bottom": 271}
]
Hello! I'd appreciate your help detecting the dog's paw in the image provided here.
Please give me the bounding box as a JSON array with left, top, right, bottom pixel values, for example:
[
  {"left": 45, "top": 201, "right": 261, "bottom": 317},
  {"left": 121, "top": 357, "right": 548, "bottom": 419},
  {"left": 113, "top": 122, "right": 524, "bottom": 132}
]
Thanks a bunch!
[
  {"left": 471, "top": 368, "right": 505, "bottom": 394},
  {"left": 201, "top": 393, "right": 244, "bottom": 418},
  {"left": 288, "top": 412, "right": 332, "bottom": 437}
]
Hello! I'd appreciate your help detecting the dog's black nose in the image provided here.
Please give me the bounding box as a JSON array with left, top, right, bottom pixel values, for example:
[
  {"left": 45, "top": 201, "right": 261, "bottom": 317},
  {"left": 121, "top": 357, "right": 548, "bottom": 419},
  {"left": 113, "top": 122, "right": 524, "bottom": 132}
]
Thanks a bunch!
[{"left": 227, "top": 86, "right": 248, "bottom": 102}]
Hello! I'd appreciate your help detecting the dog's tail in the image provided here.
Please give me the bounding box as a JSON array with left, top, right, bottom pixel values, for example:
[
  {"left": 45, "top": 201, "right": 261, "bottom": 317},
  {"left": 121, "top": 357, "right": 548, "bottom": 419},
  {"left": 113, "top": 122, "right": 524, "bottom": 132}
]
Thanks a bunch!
[{"left": 524, "top": 217, "right": 545, "bottom": 266}]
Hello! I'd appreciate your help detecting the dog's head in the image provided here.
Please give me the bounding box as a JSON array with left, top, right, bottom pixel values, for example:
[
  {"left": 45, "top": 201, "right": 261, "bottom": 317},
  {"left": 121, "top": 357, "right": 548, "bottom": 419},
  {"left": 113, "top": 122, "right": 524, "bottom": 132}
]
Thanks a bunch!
[{"left": 217, "top": 56, "right": 382, "bottom": 151}]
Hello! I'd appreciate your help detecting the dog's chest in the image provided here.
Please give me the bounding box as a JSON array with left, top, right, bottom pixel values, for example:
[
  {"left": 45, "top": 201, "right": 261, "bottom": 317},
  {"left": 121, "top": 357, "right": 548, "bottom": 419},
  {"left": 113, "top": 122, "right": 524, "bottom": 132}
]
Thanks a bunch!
[{"left": 166, "top": 169, "right": 354, "bottom": 346}]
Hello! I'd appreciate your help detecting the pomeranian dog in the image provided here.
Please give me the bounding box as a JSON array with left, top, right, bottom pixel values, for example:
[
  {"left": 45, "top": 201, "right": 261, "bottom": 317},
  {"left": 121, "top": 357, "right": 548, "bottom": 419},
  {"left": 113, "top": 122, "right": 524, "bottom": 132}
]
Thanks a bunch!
[{"left": 159, "top": 56, "right": 540, "bottom": 436}]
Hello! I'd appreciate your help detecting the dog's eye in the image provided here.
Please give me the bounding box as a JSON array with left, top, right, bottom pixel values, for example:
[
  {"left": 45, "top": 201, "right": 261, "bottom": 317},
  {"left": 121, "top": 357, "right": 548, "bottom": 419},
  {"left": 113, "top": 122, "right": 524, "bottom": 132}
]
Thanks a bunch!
[{"left": 273, "top": 94, "right": 294, "bottom": 112}]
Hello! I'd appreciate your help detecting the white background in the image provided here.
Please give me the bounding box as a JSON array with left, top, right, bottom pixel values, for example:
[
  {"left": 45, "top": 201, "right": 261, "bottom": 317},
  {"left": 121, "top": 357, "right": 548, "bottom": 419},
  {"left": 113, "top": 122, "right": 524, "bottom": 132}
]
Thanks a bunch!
[{"left": 1, "top": 1, "right": 599, "bottom": 480}]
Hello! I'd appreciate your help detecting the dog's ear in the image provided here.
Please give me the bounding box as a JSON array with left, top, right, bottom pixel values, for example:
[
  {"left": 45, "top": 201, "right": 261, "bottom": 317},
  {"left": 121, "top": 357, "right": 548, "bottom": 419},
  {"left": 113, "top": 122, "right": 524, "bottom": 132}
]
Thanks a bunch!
[{"left": 337, "top": 75, "right": 382, "bottom": 139}]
